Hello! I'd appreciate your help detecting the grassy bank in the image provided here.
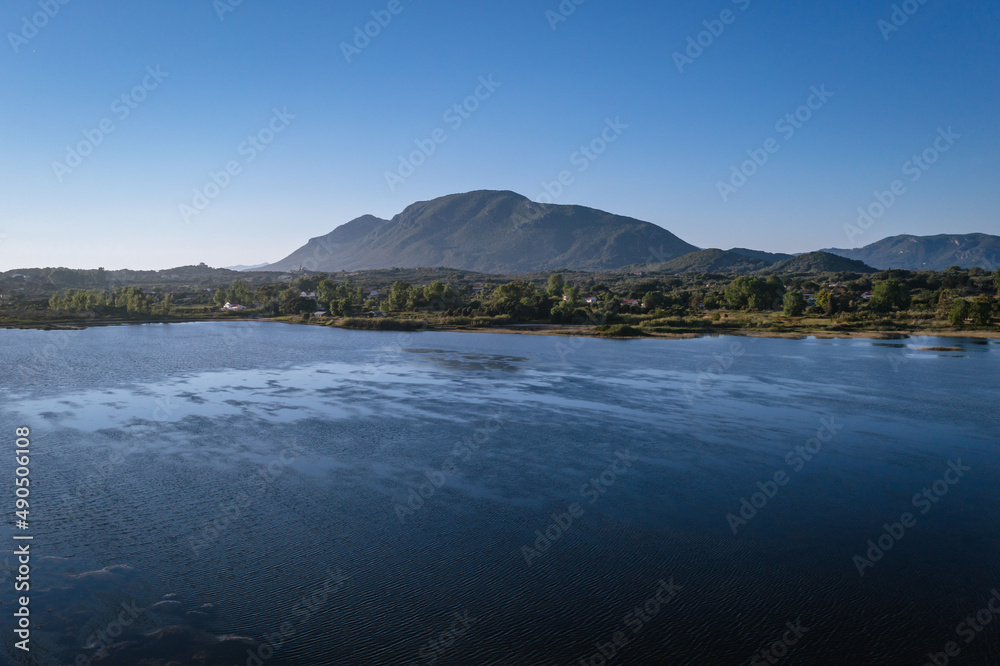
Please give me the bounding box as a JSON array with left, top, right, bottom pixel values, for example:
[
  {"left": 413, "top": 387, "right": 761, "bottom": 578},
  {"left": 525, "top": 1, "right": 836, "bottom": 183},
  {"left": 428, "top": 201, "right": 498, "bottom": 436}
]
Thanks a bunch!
[{"left": 2, "top": 309, "right": 998, "bottom": 340}]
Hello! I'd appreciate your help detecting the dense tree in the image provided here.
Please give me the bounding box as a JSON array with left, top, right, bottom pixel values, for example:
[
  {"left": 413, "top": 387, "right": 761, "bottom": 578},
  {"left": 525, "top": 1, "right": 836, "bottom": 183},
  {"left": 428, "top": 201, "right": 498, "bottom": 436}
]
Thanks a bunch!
[
  {"left": 870, "top": 280, "right": 911, "bottom": 312},
  {"left": 113, "top": 287, "right": 153, "bottom": 315},
  {"left": 547, "top": 273, "right": 565, "bottom": 297},
  {"left": 255, "top": 284, "right": 277, "bottom": 303},
  {"left": 29, "top": 263, "right": 1000, "bottom": 332},
  {"left": 280, "top": 296, "right": 317, "bottom": 315},
  {"left": 783, "top": 292, "right": 806, "bottom": 317},
  {"left": 949, "top": 299, "right": 970, "bottom": 326},
  {"left": 815, "top": 289, "right": 835, "bottom": 315},
  {"left": 564, "top": 285, "right": 581, "bottom": 307},
  {"left": 387, "top": 281, "right": 413, "bottom": 311},
  {"left": 293, "top": 276, "right": 318, "bottom": 292},
  {"left": 724, "top": 276, "right": 782, "bottom": 311},
  {"left": 317, "top": 279, "right": 364, "bottom": 312},
  {"left": 49, "top": 289, "right": 112, "bottom": 312},
  {"left": 969, "top": 296, "right": 994, "bottom": 326},
  {"left": 942, "top": 267, "right": 969, "bottom": 290},
  {"left": 936, "top": 290, "right": 954, "bottom": 319},
  {"left": 423, "top": 281, "right": 459, "bottom": 310},
  {"left": 642, "top": 291, "right": 666, "bottom": 311},
  {"left": 549, "top": 301, "right": 581, "bottom": 324},
  {"left": 487, "top": 281, "right": 543, "bottom": 319},
  {"left": 227, "top": 280, "right": 253, "bottom": 306}
]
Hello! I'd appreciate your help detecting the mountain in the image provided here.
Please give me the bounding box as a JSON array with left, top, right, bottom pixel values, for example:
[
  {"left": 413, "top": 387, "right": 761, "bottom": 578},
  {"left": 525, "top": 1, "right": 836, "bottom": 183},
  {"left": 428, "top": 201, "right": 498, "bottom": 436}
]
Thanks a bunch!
[
  {"left": 727, "top": 248, "right": 794, "bottom": 264},
  {"left": 655, "top": 249, "right": 771, "bottom": 274},
  {"left": 263, "top": 191, "right": 699, "bottom": 274},
  {"left": 765, "top": 251, "right": 877, "bottom": 274},
  {"left": 823, "top": 234, "right": 1000, "bottom": 271},
  {"left": 225, "top": 263, "right": 269, "bottom": 271}
]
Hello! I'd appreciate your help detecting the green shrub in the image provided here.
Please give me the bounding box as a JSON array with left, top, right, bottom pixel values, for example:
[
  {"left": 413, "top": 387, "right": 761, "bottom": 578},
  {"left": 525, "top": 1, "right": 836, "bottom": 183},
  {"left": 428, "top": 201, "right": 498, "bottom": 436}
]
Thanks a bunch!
[
  {"left": 594, "top": 324, "right": 647, "bottom": 338},
  {"left": 339, "top": 318, "right": 426, "bottom": 331}
]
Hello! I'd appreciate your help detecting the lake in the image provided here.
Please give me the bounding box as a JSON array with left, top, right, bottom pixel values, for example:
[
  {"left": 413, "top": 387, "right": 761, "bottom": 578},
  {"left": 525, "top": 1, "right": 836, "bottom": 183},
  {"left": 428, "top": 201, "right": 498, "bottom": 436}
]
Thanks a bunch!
[{"left": 0, "top": 322, "right": 997, "bottom": 664}]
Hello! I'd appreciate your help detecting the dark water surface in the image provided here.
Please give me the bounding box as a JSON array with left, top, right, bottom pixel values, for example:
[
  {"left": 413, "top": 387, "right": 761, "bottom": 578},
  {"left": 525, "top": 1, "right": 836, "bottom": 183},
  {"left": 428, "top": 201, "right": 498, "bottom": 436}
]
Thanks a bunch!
[{"left": 0, "top": 322, "right": 997, "bottom": 665}]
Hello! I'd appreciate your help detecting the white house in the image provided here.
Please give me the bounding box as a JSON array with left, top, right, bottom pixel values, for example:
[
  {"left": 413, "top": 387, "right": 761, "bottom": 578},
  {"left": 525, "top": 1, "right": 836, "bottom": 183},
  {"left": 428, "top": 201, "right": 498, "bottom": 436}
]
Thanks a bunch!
[
  {"left": 300, "top": 291, "right": 318, "bottom": 299},
  {"left": 222, "top": 302, "right": 247, "bottom": 311}
]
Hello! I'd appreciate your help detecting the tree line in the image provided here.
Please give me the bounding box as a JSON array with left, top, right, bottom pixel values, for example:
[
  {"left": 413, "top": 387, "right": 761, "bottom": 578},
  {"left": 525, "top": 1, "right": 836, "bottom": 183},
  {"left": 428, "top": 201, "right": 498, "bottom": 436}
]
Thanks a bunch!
[{"left": 45, "top": 266, "right": 1000, "bottom": 327}]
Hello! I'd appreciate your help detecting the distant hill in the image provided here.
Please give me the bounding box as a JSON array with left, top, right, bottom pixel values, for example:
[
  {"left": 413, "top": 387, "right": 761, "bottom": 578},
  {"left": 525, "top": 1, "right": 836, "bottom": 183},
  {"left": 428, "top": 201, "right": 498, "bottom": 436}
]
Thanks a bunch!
[
  {"left": 655, "top": 249, "right": 770, "bottom": 274},
  {"left": 823, "top": 234, "right": 1000, "bottom": 271},
  {"left": 765, "top": 251, "right": 877, "bottom": 274},
  {"left": 727, "top": 248, "right": 794, "bottom": 264},
  {"left": 262, "top": 190, "right": 699, "bottom": 274},
  {"left": 225, "top": 263, "right": 269, "bottom": 272}
]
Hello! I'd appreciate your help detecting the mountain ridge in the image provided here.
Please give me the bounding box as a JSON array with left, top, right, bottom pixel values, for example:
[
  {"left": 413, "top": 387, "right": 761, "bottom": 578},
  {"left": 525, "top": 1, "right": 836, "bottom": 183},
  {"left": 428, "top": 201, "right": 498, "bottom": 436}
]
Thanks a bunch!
[
  {"left": 764, "top": 251, "right": 877, "bottom": 274},
  {"left": 263, "top": 190, "right": 699, "bottom": 273},
  {"left": 651, "top": 249, "right": 772, "bottom": 274},
  {"left": 260, "top": 191, "right": 998, "bottom": 275},
  {"left": 823, "top": 233, "right": 999, "bottom": 271}
]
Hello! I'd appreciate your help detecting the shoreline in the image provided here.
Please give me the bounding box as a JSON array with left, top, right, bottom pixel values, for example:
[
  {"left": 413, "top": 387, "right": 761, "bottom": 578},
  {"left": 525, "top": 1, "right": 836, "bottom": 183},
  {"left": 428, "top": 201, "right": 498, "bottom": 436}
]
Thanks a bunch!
[{"left": 4, "top": 316, "right": 998, "bottom": 341}]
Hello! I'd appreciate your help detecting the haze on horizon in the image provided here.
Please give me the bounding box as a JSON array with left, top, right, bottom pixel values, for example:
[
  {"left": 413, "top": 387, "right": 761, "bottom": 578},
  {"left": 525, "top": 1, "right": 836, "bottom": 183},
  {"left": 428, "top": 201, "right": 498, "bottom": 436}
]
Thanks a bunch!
[{"left": 1, "top": 0, "right": 998, "bottom": 271}]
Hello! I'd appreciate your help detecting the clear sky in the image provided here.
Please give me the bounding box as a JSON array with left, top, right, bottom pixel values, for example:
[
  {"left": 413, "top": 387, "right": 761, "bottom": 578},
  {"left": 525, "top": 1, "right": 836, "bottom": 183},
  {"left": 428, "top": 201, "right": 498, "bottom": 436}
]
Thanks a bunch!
[{"left": 1, "top": 0, "right": 998, "bottom": 270}]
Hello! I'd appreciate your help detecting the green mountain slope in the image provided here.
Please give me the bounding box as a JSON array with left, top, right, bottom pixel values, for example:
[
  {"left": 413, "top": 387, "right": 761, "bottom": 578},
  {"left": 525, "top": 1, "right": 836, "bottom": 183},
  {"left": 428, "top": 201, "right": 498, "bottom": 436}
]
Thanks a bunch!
[
  {"left": 727, "top": 248, "right": 794, "bottom": 264},
  {"left": 263, "top": 190, "right": 699, "bottom": 273},
  {"left": 765, "top": 251, "right": 877, "bottom": 274},
  {"left": 655, "top": 249, "right": 771, "bottom": 274},
  {"left": 823, "top": 234, "right": 1000, "bottom": 271}
]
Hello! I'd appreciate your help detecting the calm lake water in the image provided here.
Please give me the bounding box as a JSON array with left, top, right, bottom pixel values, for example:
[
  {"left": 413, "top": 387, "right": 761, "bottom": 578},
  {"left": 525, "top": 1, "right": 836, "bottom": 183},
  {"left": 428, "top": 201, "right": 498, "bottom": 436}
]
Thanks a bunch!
[{"left": 0, "top": 322, "right": 997, "bottom": 665}]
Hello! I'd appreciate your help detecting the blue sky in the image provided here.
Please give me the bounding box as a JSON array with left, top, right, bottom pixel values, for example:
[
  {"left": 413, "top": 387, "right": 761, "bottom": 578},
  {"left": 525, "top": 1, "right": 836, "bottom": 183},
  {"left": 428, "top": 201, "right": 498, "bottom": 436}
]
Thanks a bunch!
[{"left": 1, "top": 0, "right": 998, "bottom": 270}]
